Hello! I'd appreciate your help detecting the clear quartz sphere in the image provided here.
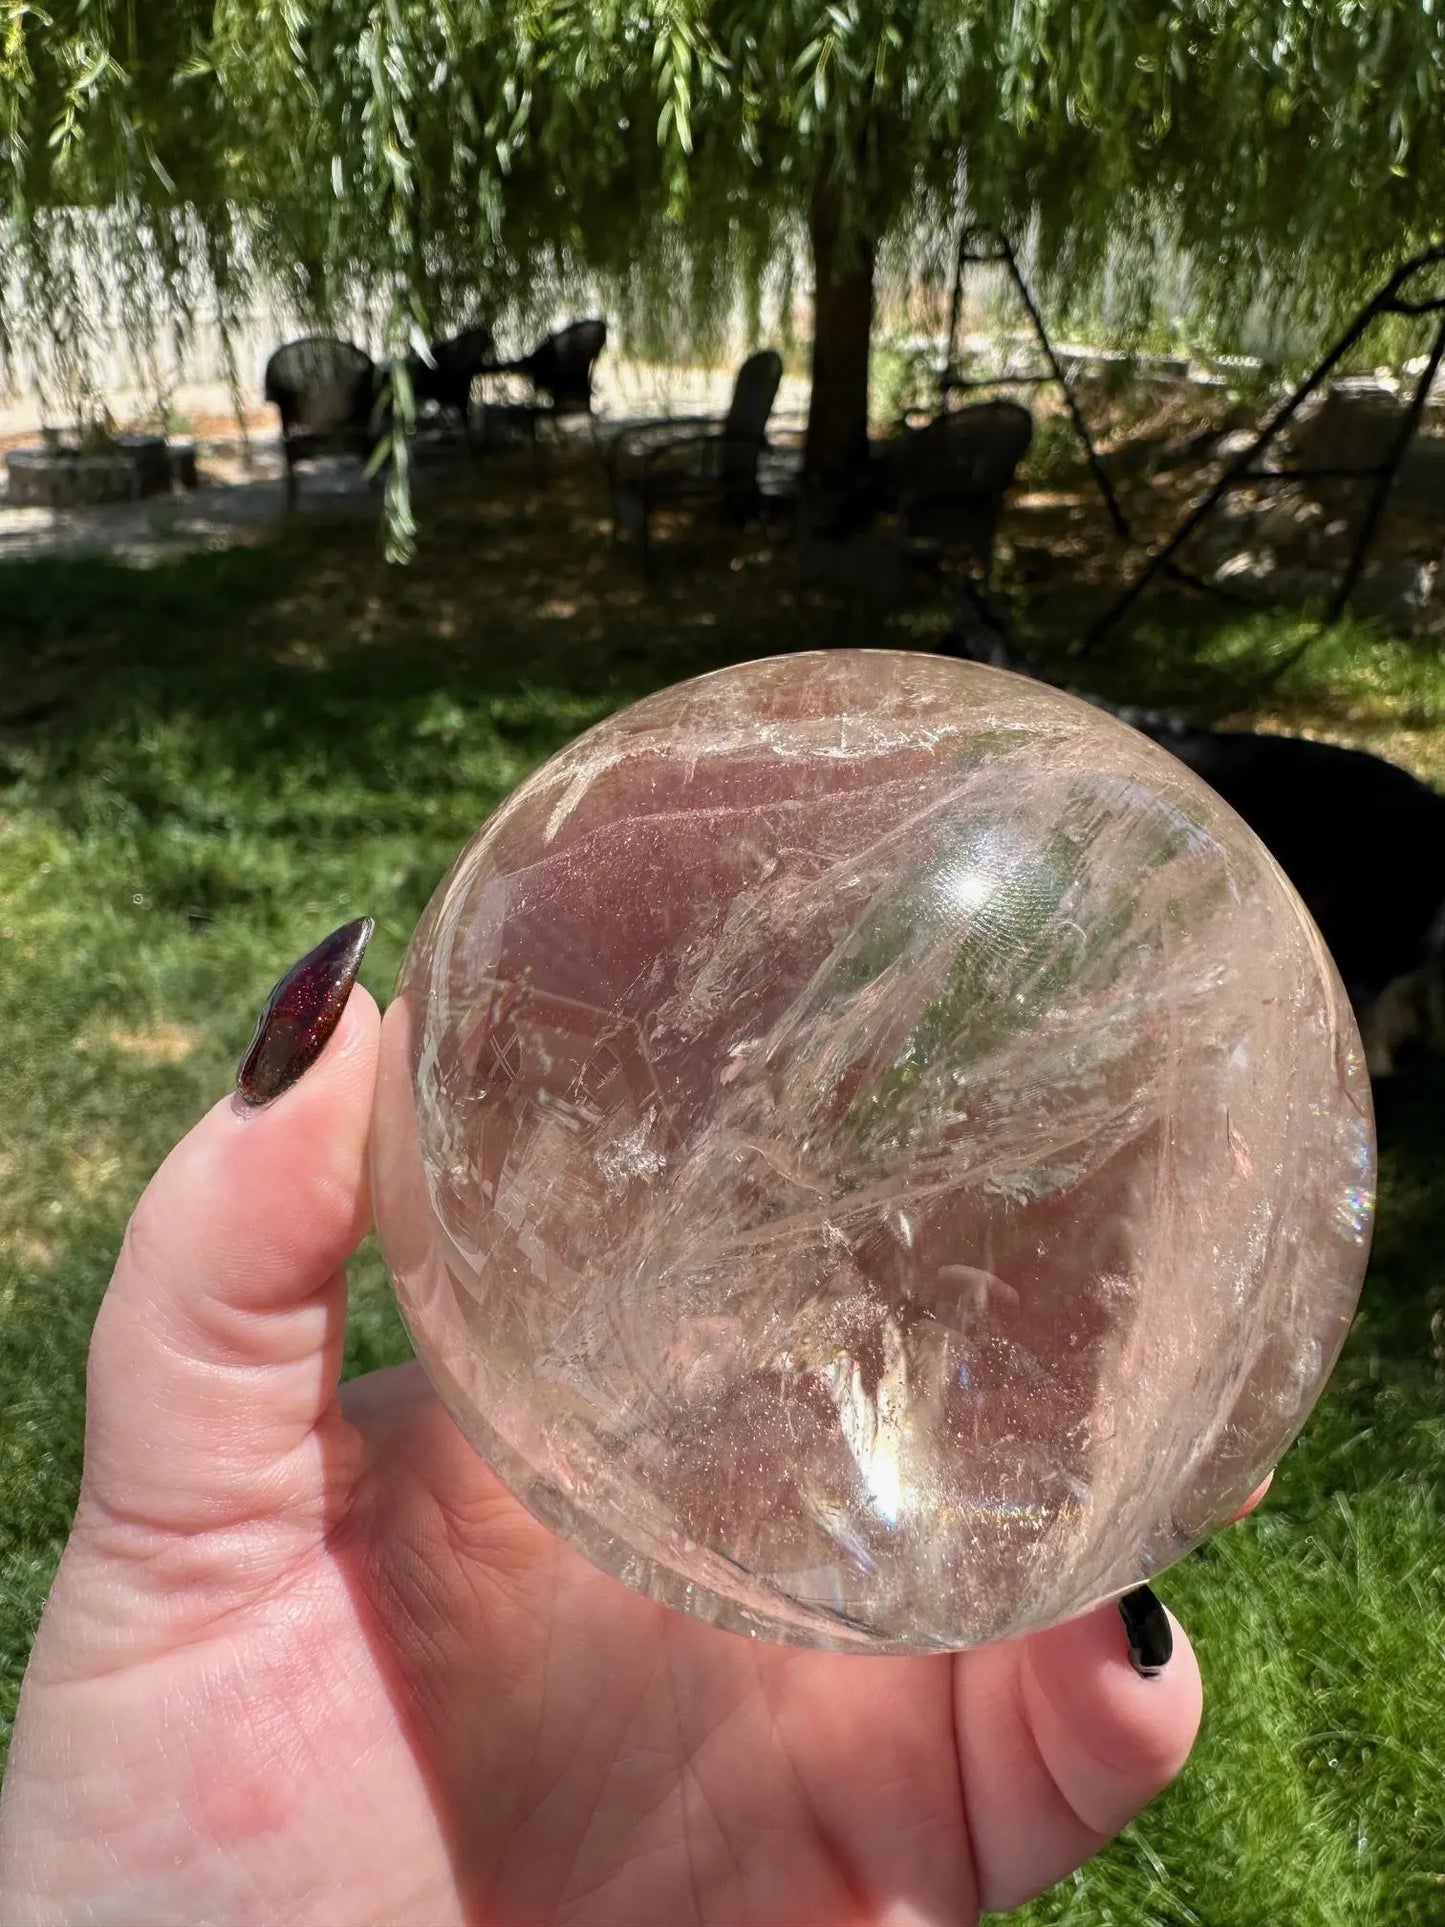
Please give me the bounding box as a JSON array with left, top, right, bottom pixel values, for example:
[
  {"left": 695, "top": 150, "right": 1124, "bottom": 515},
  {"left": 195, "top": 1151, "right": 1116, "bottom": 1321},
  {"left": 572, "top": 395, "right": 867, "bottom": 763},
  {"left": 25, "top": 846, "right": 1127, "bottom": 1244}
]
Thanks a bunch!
[{"left": 371, "top": 651, "right": 1375, "bottom": 1654}]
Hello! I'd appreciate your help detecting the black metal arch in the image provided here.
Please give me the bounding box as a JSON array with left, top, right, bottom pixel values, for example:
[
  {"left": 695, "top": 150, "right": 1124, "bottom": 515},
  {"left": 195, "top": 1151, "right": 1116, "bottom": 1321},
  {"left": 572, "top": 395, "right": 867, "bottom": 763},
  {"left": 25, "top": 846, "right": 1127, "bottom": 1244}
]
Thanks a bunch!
[
  {"left": 940, "top": 225, "right": 1134, "bottom": 545},
  {"left": 1084, "top": 242, "right": 1445, "bottom": 652}
]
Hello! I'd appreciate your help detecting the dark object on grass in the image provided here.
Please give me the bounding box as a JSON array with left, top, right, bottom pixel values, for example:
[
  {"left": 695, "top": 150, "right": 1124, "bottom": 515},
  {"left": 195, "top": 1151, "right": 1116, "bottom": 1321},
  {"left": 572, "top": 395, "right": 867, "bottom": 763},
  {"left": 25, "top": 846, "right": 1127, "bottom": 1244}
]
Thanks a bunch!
[
  {"left": 609, "top": 349, "right": 785, "bottom": 565},
  {"left": 264, "top": 337, "right": 379, "bottom": 509},
  {"left": 1139, "top": 721, "right": 1445, "bottom": 1074},
  {"left": 943, "top": 588, "right": 1445, "bottom": 1076}
]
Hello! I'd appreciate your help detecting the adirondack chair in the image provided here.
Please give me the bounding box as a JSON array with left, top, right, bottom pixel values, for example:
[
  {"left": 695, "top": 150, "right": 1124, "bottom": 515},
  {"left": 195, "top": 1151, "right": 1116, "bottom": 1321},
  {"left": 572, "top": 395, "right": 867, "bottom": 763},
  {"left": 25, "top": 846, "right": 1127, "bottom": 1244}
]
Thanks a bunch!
[
  {"left": 609, "top": 349, "right": 785, "bottom": 565},
  {"left": 263, "top": 336, "right": 378, "bottom": 508}
]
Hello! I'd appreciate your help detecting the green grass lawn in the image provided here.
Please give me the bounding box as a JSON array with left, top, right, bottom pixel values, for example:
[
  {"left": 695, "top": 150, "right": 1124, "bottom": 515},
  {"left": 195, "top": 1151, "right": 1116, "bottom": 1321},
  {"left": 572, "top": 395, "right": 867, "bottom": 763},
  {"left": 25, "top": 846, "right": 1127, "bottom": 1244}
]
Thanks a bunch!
[{"left": 2, "top": 466, "right": 1443, "bottom": 1922}]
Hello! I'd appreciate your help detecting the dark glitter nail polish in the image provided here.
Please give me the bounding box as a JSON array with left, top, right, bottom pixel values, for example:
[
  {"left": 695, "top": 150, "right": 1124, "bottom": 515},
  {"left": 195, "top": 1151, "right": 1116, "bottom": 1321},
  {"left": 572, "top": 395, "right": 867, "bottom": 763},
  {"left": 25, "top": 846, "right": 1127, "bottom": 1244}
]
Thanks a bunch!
[
  {"left": 236, "top": 917, "right": 374, "bottom": 1107},
  {"left": 1118, "top": 1584, "right": 1173, "bottom": 1677}
]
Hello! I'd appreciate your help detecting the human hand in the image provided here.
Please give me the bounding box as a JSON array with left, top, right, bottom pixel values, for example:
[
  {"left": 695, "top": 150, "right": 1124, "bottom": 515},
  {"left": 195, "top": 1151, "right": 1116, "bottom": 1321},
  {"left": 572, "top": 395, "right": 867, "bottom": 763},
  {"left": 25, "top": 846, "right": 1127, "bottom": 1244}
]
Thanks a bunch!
[{"left": 1, "top": 920, "right": 1235, "bottom": 1926}]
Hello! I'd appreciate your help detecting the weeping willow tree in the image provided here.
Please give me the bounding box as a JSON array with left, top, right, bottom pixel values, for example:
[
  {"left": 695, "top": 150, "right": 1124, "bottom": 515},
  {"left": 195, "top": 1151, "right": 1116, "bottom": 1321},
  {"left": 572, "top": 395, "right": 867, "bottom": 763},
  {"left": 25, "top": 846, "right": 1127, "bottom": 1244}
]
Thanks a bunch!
[{"left": 5, "top": 2, "right": 1445, "bottom": 493}]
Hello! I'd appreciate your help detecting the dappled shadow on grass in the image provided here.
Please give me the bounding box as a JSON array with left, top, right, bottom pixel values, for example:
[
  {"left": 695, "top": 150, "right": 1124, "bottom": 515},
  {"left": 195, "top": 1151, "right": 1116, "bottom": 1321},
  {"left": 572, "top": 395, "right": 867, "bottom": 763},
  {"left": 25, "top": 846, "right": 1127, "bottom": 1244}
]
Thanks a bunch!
[
  {"left": 0, "top": 448, "right": 906, "bottom": 768},
  {"left": 5, "top": 440, "right": 1444, "bottom": 780}
]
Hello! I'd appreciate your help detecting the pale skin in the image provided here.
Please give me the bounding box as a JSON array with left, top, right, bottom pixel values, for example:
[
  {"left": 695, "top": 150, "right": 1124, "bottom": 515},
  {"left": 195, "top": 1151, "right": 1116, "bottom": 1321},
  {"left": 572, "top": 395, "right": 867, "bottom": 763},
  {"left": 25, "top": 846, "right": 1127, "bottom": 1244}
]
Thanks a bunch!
[{"left": 0, "top": 990, "right": 1266, "bottom": 1925}]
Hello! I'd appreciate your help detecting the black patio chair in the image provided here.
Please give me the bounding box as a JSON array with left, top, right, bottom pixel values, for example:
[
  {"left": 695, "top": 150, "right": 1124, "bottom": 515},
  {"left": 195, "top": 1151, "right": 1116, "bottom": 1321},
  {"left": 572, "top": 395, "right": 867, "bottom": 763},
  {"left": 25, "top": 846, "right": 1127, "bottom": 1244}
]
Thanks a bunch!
[
  {"left": 887, "top": 397, "right": 1035, "bottom": 579},
  {"left": 608, "top": 349, "right": 785, "bottom": 565},
  {"left": 263, "top": 336, "right": 379, "bottom": 509},
  {"left": 476, "top": 318, "right": 609, "bottom": 443},
  {"left": 410, "top": 323, "right": 496, "bottom": 436},
  {"left": 797, "top": 398, "right": 1033, "bottom": 598}
]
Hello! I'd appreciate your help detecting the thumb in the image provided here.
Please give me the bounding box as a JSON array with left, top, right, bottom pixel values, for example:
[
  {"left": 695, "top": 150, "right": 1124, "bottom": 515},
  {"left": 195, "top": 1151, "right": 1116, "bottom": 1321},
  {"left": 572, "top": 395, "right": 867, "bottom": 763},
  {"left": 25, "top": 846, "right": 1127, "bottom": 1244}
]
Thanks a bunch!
[
  {"left": 76, "top": 920, "right": 379, "bottom": 1557},
  {"left": 959, "top": 1593, "right": 1203, "bottom": 1913}
]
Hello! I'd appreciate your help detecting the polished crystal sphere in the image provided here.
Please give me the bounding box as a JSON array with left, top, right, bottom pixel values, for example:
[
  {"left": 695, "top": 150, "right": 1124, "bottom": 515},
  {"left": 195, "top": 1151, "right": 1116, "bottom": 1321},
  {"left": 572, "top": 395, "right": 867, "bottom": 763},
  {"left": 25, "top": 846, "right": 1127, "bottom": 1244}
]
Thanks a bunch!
[{"left": 371, "top": 651, "right": 1375, "bottom": 1654}]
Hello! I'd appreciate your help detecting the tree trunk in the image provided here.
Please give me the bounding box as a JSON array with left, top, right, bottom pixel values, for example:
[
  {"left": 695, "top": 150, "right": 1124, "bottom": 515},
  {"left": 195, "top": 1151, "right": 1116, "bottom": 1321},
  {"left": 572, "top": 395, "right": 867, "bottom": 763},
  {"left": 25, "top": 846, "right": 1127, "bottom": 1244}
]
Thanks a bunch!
[{"left": 804, "top": 166, "right": 876, "bottom": 492}]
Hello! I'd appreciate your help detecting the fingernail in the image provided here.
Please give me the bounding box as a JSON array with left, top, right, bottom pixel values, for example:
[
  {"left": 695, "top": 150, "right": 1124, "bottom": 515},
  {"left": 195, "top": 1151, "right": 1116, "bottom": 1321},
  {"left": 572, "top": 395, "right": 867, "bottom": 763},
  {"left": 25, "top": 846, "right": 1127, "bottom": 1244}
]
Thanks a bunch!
[
  {"left": 236, "top": 917, "right": 374, "bottom": 1107},
  {"left": 1118, "top": 1584, "right": 1173, "bottom": 1677}
]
